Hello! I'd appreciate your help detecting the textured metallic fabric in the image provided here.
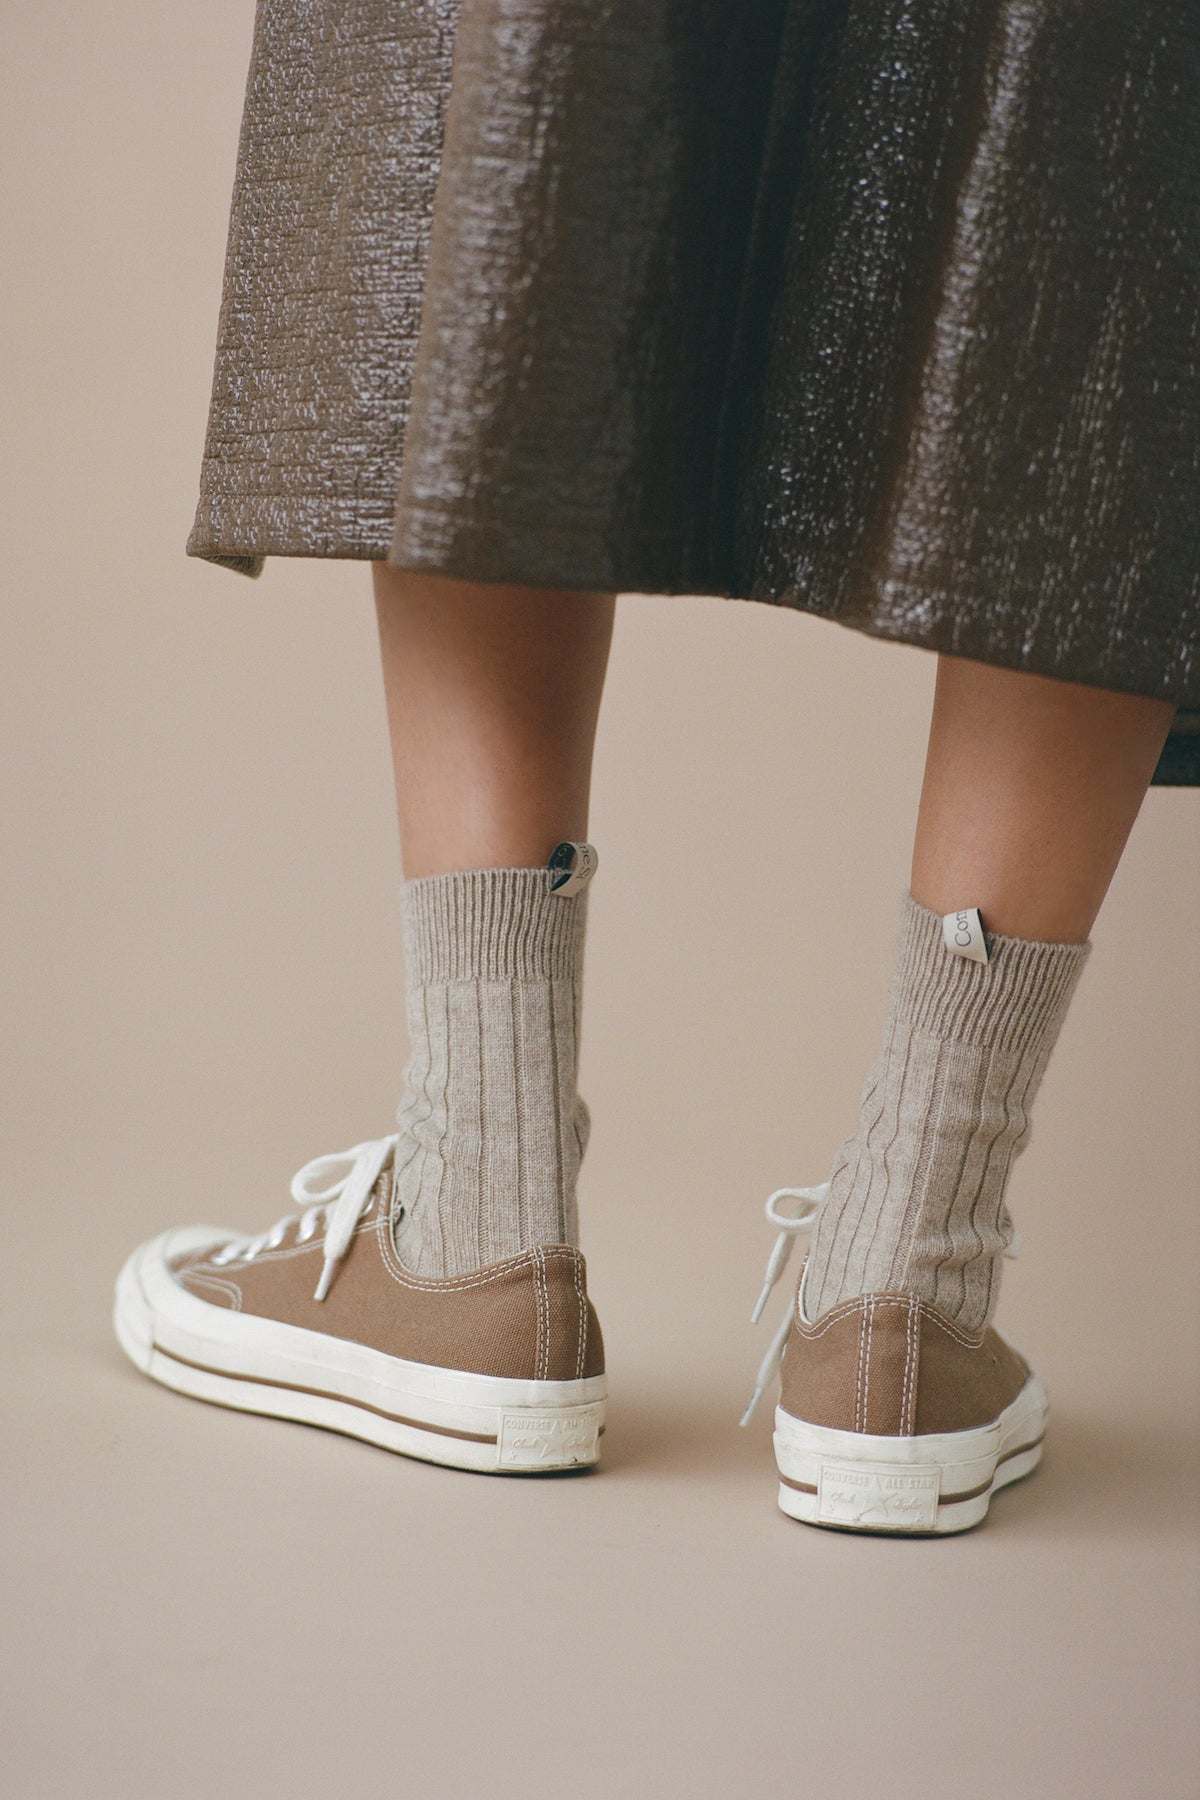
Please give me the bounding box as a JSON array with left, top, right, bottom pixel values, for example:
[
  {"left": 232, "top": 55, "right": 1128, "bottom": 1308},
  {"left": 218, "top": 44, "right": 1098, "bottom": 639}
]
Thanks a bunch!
[
  {"left": 189, "top": 0, "right": 1200, "bottom": 778},
  {"left": 189, "top": 0, "right": 459, "bottom": 576}
]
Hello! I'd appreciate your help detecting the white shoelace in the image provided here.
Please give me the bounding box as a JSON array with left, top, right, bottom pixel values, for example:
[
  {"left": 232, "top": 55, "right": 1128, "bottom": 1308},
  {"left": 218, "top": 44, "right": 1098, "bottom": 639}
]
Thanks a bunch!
[
  {"left": 739, "top": 1184, "right": 828, "bottom": 1428},
  {"left": 210, "top": 1135, "right": 398, "bottom": 1302},
  {"left": 738, "top": 1181, "right": 1024, "bottom": 1427}
]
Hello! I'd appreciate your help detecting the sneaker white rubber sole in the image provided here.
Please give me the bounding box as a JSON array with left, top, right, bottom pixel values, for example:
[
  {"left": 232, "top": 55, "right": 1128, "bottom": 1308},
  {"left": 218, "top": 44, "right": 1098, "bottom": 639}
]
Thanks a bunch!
[
  {"left": 774, "top": 1372, "right": 1048, "bottom": 1535},
  {"left": 114, "top": 1230, "right": 607, "bottom": 1474}
]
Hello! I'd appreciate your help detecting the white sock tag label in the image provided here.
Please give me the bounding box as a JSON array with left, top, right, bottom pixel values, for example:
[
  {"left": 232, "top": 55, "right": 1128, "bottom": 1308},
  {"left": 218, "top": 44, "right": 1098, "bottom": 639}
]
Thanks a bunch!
[
  {"left": 547, "top": 841, "right": 598, "bottom": 895},
  {"left": 941, "top": 907, "right": 989, "bottom": 964}
]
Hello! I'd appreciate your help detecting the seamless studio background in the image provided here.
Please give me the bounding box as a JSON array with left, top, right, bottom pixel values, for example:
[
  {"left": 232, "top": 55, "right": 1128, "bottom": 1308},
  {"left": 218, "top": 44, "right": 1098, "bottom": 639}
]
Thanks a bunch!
[{"left": 3, "top": 5, "right": 1198, "bottom": 1796}]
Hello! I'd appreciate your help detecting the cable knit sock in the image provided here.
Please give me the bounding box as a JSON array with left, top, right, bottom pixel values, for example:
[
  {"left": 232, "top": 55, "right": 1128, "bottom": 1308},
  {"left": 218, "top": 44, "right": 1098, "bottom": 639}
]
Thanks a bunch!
[
  {"left": 391, "top": 865, "right": 591, "bottom": 1278},
  {"left": 803, "top": 893, "right": 1090, "bottom": 1332}
]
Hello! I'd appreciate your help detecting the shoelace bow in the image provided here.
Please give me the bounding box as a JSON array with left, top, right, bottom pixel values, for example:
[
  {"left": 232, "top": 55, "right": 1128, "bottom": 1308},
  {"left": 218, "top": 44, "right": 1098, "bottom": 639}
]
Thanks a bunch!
[
  {"left": 210, "top": 1135, "right": 398, "bottom": 1301},
  {"left": 739, "top": 1183, "right": 1024, "bottom": 1428}
]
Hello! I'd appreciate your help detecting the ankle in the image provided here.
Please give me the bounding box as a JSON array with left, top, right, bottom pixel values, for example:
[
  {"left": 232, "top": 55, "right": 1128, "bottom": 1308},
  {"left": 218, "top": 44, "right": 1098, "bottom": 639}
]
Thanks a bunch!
[
  {"left": 391, "top": 853, "right": 595, "bottom": 1278},
  {"left": 804, "top": 893, "right": 1089, "bottom": 1330}
]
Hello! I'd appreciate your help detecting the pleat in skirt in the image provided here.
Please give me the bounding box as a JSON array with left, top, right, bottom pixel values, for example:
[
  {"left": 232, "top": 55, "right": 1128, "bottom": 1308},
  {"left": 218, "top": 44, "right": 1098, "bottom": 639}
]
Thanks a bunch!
[{"left": 187, "top": 0, "right": 1200, "bottom": 781}]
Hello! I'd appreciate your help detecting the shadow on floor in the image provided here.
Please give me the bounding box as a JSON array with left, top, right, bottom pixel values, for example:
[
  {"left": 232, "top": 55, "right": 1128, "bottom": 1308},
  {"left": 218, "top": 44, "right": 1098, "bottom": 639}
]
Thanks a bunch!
[
  {"left": 596, "top": 1377, "right": 775, "bottom": 1479},
  {"left": 1022, "top": 1407, "right": 1199, "bottom": 1540},
  {"left": 598, "top": 1378, "right": 1198, "bottom": 1542}
]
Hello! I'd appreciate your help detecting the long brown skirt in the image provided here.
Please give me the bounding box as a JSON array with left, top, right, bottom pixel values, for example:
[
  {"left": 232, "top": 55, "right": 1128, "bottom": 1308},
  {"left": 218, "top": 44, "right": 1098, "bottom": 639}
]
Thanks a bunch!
[{"left": 188, "top": 0, "right": 1200, "bottom": 783}]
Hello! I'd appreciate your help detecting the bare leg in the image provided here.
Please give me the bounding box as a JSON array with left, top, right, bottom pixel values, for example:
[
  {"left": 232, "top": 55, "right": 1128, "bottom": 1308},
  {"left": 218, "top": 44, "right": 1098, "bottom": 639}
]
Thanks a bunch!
[
  {"left": 373, "top": 564, "right": 616, "bottom": 877},
  {"left": 911, "top": 657, "right": 1175, "bottom": 941}
]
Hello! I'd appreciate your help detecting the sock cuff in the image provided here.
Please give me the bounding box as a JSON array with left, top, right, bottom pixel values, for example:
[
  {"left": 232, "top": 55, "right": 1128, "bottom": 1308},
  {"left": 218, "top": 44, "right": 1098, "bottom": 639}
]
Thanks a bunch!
[
  {"left": 895, "top": 892, "right": 1091, "bottom": 1050},
  {"left": 400, "top": 866, "right": 588, "bottom": 984}
]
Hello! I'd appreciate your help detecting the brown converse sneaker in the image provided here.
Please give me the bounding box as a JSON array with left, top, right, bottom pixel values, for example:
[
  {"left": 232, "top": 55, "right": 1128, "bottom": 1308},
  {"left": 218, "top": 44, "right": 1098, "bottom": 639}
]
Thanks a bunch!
[
  {"left": 114, "top": 1135, "right": 606, "bottom": 1473},
  {"left": 742, "top": 1185, "right": 1046, "bottom": 1534}
]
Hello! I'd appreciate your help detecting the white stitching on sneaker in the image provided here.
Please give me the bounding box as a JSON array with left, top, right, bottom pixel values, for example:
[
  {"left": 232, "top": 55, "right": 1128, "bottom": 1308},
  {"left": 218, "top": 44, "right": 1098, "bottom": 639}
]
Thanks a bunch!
[
  {"left": 534, "top": 1247, "right": 548, "bottom": 1381},
  {"left": 863, "top": 1298, "right": 877, "bottom": 1431},
  {"left": 739, "top": 1174, "right": 1017, "bottom": 1425},
  {"left": 180, "top": 1270, "right": 243, "bottom": 1310},
  {"left": 901, "top": 1295, "right": 919, "bottom": 1435},
  {"left": 573, "top": 1253, "right": 586, "bottom": 1381}
]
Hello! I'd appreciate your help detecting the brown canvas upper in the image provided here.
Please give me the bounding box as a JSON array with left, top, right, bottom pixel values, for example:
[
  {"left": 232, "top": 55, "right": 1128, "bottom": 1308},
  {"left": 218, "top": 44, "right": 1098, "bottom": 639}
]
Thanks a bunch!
[
  {"left": 779, "top": 1277, "right": 1029, "bottom": 1438},
  {"left": 170, "top": 1181, "right": 603, "bottom": 1384}
]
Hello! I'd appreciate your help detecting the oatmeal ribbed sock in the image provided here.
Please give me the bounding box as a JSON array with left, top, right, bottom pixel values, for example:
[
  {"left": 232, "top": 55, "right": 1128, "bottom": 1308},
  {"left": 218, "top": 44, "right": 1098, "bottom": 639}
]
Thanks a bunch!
[
  {"left": 391, "top": 866, "right": 591, "bottom": 1278},
  {"left": 803, "top": 893, "right": 1090, "bottom": 1332}
]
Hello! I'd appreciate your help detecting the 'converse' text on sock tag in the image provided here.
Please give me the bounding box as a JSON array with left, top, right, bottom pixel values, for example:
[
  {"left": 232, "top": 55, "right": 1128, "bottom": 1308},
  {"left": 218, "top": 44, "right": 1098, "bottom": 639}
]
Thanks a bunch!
[
  {"left": 547, "top": 840, "right": 598, "bottom": 895},
  {"left": 941, "top": 906, "right": 989, "bottom": 964}
]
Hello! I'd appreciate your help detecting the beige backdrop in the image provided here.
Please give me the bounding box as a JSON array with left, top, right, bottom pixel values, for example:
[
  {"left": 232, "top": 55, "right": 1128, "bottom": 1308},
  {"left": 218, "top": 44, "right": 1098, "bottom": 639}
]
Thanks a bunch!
[{"left": 3, "top": 5, "right": 1198, "bottom": 1796}]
